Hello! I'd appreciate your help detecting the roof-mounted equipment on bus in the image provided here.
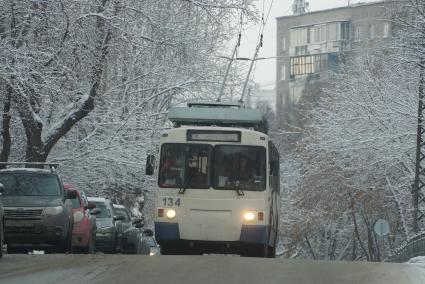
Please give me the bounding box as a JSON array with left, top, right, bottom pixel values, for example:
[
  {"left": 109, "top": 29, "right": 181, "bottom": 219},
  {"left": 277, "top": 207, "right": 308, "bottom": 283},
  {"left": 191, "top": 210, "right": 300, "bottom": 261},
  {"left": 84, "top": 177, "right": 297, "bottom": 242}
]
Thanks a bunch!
[{"left": 168, "top": 101, "right": 269, "bottom": 134}]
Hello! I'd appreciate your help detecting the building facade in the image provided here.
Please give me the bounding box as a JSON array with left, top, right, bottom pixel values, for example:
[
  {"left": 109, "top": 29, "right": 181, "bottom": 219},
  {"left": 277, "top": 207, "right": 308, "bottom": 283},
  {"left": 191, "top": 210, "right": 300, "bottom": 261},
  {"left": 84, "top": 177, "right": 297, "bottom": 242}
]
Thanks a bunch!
[{"left": 276, "top": 1, "right": 398, "bottom": 125}]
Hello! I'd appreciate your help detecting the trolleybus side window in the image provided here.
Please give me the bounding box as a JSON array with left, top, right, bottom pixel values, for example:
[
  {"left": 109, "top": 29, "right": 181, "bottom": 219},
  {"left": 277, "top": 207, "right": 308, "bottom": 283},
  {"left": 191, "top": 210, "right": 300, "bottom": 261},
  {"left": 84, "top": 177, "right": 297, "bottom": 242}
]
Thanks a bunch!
[
  {"left": 213, "top": 145, "right": 266, "bottom": 191},
  {"left": 159, "top": 143, "right": 211, "bottom": 189}
]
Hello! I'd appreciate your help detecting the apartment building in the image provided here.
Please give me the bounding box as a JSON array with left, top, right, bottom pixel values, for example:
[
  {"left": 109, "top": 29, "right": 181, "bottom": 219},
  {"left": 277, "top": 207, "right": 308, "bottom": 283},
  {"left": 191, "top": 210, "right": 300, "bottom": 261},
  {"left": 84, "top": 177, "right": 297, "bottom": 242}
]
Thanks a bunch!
[{"left": 276, "top": 1, "right": 398, "bottom": 124}]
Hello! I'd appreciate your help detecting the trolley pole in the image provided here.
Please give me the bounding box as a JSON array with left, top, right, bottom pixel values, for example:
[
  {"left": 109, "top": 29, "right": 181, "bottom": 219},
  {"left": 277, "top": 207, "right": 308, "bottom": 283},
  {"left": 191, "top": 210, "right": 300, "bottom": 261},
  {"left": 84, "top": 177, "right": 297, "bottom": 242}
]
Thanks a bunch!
[
  {"left": 413, "top": 58, "right": 425, "bottom": 233},
  {"left": 217, "top": 34, "right": 240, "bottom": 102}
]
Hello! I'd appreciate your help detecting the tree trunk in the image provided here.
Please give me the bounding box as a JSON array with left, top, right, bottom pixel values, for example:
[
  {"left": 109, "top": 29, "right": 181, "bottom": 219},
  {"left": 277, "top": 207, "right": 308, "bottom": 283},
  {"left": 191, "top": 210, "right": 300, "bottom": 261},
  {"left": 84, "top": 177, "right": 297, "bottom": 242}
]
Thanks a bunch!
[
  {"left": 0, "top": 83, "right": 12, "bottom": 168},
  {"left": 10, "top": 1, "right": 111, "bottom": 164},
  {"left": 350, "top": 194, "right": 370, "bottom": 261},
  {"left": 304, "top": 234, "right": 316, "bottom": 260}
]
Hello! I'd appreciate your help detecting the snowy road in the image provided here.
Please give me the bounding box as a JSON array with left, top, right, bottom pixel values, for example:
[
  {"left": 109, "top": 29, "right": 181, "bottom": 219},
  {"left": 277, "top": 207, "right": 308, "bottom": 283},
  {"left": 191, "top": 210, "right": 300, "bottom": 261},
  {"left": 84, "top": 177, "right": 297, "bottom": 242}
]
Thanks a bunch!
[{"left": 0, "top": 254, "right": 424, "bottom": 284}]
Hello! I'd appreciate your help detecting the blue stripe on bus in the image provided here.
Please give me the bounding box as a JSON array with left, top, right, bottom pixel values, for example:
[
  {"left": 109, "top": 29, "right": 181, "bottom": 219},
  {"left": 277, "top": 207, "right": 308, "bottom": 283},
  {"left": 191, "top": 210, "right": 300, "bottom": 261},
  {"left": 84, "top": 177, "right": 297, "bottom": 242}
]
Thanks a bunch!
[
  {"left": 240, "top": 225, "right": 269, "bottom": 244},
  {"left": 155, "top": 222, "right": 180, "bottom": 240}
]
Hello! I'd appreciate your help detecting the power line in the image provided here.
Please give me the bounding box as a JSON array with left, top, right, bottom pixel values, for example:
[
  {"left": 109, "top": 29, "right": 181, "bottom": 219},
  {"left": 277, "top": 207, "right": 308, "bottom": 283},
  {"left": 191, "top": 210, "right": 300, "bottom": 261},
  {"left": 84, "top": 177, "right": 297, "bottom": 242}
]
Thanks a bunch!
[{"left": 240, "top": 0, "right": 275, "bottom": 104}]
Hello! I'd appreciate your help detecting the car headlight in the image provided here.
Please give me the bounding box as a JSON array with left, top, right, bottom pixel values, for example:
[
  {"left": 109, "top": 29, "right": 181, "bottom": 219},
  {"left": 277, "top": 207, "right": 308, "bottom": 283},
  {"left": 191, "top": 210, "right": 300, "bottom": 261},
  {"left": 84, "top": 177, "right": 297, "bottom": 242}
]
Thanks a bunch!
[
  {"left": 149, "top": 247, "right": 159, "bottom": 256},
  {"left": 166, "top": 209, "right": 176, "bottom": 219},
  {"left": 73, "top": 211, "right": 84, "bottom": 223},
  {"left": 43, "top": 206, "right": 63, "bottom": 215},
  {"left": 98, "top": 226, "right": 115, "bottom": 234},
  {"left": 243, "top": 211, "right": 255, "bottom": 221}
]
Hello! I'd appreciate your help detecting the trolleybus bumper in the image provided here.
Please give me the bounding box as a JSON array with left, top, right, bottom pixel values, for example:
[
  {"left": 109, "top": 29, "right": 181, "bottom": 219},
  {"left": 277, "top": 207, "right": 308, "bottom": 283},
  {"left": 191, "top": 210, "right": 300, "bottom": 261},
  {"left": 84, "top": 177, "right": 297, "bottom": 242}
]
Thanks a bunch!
[
  {"left": 155, "top": 222, "right": 180, "bottom": 240},
  {"left": 240, "top": 225, "right": 269, "bottom": 244},
  {"left": 155, "top": 222, "right": 268, "bottom": 245}
]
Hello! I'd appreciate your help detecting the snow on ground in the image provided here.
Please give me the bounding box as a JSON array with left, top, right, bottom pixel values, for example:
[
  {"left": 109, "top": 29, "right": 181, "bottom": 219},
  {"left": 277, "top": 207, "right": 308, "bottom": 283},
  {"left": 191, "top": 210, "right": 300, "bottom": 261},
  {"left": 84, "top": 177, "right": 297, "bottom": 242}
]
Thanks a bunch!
[{"left": 407, "top": 256, "right": 425, "bottom": 269}]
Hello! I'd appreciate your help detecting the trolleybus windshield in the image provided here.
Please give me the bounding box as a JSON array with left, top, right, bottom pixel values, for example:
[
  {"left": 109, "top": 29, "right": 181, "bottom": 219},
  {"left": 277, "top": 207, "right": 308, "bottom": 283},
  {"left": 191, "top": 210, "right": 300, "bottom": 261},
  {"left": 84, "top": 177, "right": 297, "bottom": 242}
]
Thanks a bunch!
[
  {"left": 158, "top": 143, "right": 266, "bottom": 191},
  {"left": 159, "top": 144, "right": 211, "bottom": 189},
  {"left": 213, "top": 145, "right": 266, "bottom": 191}
]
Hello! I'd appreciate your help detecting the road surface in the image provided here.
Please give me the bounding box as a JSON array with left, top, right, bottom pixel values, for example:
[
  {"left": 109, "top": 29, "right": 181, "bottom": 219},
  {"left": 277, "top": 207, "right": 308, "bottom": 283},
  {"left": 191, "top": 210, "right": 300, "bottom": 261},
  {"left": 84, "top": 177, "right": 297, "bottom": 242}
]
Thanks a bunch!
[{"left": 0, "top": 254, "right": 424, "bottom": 284}]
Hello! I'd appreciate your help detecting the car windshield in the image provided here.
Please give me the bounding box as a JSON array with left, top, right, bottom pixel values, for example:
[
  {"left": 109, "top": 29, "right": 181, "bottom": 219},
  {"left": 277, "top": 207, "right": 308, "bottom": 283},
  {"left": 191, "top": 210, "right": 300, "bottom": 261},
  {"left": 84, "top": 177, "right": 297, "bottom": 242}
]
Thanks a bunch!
[
  {"left": 158, "top": 144, "right": 210, "bottom": 189},
  {"left": 213, "top": 145, "right": 266, "bottom": 191},
  {"left": 114, "top": 207, "right": 131, "bottom": 222},
  {"left": 92, "top": 201, "right": 111, "bottom": 218},
  {"left": 0, "top": 173, "right": 61, "bottom": 196}
]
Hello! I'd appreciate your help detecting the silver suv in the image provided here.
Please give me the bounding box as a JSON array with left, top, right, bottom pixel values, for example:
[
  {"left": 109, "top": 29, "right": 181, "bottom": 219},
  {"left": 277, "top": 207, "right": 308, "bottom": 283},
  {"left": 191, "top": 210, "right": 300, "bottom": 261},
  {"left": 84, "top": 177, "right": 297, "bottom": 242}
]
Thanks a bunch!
[{"left": 0, "top": 164, "right": 76, "bottom": 253}]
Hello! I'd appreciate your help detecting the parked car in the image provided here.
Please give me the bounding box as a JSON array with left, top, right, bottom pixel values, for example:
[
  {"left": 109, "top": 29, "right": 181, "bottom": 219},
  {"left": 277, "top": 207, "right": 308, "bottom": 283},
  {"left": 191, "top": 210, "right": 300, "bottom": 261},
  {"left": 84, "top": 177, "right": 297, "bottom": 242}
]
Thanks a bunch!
[
  {"left": 0, "top": 182, "right": 4, "bottom": 258},
  {"left": 111, "top": 204, "right": 160, "bottom": 256},
  {"left": 64, "top": 185, "right": 98, "bottom": 253},
  {"left": 0, "top": 165, "right": 76, "bottom": 253},
  {"left": 87, "top": 197, "right": 119, "bottom": 253},
  {"left": 113, "top": 204, "right": 142, "bottom": 254},
  {"left": 138, "top": 228, "right": 161, "bottom": 256}
]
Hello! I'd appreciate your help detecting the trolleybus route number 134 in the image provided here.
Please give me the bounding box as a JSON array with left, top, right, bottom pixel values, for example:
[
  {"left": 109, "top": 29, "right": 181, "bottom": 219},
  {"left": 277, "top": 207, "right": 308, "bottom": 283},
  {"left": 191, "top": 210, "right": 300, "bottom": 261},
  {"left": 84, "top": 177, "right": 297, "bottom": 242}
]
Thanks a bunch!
[{"left": 162, "top": 197, "right": 181, "bottom": 207}]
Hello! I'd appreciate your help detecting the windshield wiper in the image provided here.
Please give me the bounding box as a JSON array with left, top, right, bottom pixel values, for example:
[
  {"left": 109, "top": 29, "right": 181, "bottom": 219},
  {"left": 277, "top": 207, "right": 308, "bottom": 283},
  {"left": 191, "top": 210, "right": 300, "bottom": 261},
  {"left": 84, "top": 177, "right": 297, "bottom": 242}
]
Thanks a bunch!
[
  {"left": 178, "top": 170, "right": 196, "bottom": 194},
  {"left": 179, "top": 146, "right": 202, "bottom": 195},
  {"left": 229, "top": 180, "right": 244, "bottom": 196},
  {"left": 234, "top": 184, "right": 245, "bottom": 196}
]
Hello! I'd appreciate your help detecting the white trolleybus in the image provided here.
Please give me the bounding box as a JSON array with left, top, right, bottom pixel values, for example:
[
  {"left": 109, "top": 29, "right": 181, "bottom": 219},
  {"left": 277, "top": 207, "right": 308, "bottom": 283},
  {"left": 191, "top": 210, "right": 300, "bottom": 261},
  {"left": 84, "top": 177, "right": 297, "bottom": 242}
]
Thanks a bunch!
[{"left": 145, "top": 101, "right": 280, "bottom": 257}]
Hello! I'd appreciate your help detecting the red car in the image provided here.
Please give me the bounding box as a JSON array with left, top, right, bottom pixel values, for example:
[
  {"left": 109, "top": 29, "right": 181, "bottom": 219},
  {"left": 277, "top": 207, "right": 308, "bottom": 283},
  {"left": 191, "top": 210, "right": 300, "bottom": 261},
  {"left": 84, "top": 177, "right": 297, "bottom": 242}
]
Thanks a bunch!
[{"left": 64, "top": 184, "right": 98, "bottom": 253}]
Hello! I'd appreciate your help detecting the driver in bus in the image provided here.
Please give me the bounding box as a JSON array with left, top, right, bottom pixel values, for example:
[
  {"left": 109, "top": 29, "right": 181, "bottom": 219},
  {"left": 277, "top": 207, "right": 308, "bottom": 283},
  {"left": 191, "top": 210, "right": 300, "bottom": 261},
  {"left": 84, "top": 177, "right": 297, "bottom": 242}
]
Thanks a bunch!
[{"left": 229, "top": 155, "right": 254, "bottom": 187}]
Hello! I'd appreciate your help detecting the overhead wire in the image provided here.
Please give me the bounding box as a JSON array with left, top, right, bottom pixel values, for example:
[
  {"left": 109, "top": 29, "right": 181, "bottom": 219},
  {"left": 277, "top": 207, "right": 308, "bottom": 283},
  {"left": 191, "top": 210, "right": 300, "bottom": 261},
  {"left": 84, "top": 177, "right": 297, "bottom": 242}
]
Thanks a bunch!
[{"left": 239, "top": 0, "right": 274, "bottom": 104}]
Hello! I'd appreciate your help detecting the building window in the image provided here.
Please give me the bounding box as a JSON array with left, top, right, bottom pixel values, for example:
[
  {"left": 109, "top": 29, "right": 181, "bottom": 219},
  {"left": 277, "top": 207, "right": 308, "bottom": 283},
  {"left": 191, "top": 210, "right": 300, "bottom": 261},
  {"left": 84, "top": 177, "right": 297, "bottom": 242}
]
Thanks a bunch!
[
  {"left": 280, "top": 65, "right": 286, "bottom": 81},
  {"left": 290, "top": 27, "right": 308, "bottom": 46},
  {"left": 295, "top": 45, "right": 307, "bottom": 55},
  {"left": 383, "top": 22, "right": 389, "bottom": 38},
  {"left": 327, "top": 22, "right": 340, "bottom": 41},
  {"left": 290, "top": 21, "right": 350, "bottom": 46},
  {"left": 290, "top": 54, "right": 330, "bottom": 76},
  {"left": 354, "top": 26, "right": 362, "bottom": 42},
  {"left": 369, "top": 24, "right": 375, "bottom": 39},
  {"left": 282, "top": 37, "right": 286, "bottom": 51},
  {"left": 319, "top": 24, "right": 327, "bottom": 42},
  {"left": 341, "top": 22, "right": 350, "bottom": 40}
]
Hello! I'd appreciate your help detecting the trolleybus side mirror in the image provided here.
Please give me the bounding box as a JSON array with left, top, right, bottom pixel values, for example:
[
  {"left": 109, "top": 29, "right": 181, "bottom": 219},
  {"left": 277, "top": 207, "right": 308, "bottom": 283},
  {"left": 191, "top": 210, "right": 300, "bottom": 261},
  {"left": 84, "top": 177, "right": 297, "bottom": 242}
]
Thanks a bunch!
[
  {"left": 145, "top": 154, "right": 155, "bottom": 176},
  {"left": 0, "top": 182, "right": 4, "bottom": 195}
]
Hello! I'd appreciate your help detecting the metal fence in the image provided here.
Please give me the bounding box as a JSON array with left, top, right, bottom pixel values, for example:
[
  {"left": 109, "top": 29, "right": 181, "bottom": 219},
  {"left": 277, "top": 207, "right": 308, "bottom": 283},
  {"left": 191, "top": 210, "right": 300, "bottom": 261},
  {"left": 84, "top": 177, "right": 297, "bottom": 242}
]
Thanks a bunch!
[{"left": 388, "top": 231, "right": 425, "bottom": 262}]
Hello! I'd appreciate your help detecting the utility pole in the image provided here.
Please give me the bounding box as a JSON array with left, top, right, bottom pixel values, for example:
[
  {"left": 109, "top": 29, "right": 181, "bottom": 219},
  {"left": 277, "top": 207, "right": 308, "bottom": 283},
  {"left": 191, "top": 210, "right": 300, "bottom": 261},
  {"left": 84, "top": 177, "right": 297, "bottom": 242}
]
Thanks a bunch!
[{"left": 413, "top": 59, "right": 425, "bottom": 232}]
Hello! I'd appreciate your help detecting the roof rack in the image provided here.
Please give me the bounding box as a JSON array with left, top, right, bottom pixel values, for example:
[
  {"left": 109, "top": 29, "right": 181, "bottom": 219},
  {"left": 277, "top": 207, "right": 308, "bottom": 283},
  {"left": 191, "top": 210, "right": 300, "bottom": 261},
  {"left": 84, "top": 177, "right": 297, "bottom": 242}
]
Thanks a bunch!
[
  {"left": 168, "top": 101, "right": 269, "bottom": 134},
  {"left": 0, "top": 162, "right": 60, "bottom": 173}
]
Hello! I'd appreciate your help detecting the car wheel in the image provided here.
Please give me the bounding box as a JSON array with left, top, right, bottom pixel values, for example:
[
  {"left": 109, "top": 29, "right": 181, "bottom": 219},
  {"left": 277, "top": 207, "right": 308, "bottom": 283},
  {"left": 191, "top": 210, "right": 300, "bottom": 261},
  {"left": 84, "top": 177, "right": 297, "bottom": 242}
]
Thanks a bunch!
[
  {"left": 113, "top": 233, "right": 119, "bottom": 253},
  {"left": 0, "top": 221, "right": 3, "bottom": 258},
  {"left": 87, "top": 233, "right": 96, "bottom": 254},
  {"left": 267, "top": 245, "right": 276, "bottom": 258},
  {"left": 60, "top": 225, "right": 73, "bottom": 254},
  {"left": 135, "top": 240, "right": 142, "bottom": 254}
]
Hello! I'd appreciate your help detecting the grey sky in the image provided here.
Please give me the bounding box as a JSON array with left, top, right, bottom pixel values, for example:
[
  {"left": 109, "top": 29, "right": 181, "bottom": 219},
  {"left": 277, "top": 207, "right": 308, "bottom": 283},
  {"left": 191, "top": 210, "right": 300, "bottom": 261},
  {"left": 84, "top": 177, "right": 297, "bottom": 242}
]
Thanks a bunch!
[{"left": 238, "top": 0, "right": 378, "bottom": 89}]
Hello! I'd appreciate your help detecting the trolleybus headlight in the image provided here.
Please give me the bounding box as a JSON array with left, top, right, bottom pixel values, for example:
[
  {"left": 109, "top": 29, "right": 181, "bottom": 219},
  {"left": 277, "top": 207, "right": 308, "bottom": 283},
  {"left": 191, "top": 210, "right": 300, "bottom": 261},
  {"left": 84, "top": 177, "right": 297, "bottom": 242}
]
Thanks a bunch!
[
  {"left": 166, "top": 209, "right": 176, "bottom": 219},
  {"left": 243, "top": 212, "right": 255, "bottom": 221}
]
